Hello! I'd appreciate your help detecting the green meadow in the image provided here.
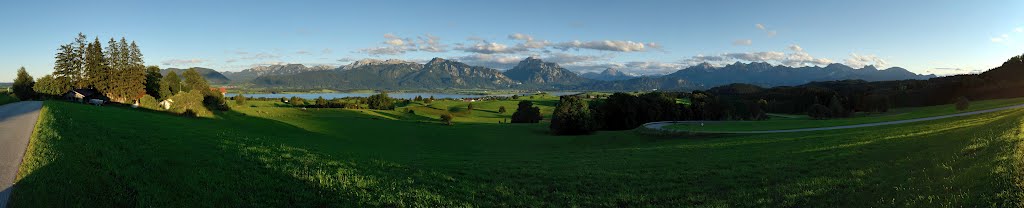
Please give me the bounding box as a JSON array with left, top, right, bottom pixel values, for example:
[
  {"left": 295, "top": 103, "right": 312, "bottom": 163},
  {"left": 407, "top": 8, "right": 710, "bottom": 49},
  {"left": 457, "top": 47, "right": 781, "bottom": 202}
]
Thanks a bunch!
[
  {"left": 9, "top": 97, "right": 1024, "bottom": 207},
  {"left": 667, "top": 97, "right": 1024, "bottom": 132}
]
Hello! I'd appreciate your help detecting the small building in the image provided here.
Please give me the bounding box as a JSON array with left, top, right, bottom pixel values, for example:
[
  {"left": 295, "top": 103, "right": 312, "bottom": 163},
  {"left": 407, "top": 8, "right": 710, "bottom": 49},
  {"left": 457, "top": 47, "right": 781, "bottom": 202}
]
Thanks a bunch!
[{"left": 64, "top": 89, "right": 105, "bottom": 103}]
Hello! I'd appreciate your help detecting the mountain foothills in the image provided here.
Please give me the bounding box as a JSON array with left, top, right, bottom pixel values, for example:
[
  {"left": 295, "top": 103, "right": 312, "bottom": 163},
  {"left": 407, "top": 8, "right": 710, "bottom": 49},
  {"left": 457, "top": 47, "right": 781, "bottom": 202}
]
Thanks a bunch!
[
  {"left": 197, "top": 57, "right": 934, "bottom": 90},
  {"left": 161, "top": 67, "right": 231, "bottom": 84}
]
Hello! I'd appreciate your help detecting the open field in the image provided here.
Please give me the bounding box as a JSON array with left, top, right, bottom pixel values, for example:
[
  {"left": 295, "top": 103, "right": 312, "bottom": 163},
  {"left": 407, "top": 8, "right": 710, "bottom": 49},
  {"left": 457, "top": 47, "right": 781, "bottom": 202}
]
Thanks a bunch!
[
  {"left": 667, "top": 97, "right": 1024, "bottom": 132},
  {"left": 8, "top": 98, "right": 1024, "bottom": 207}
]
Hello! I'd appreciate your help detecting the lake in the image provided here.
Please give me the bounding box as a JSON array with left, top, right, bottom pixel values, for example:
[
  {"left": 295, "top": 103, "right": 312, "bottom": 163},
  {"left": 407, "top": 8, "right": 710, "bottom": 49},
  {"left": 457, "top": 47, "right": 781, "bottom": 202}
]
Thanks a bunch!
[{"left": 226, "top": 92, "right": 580, "bottom": 100}]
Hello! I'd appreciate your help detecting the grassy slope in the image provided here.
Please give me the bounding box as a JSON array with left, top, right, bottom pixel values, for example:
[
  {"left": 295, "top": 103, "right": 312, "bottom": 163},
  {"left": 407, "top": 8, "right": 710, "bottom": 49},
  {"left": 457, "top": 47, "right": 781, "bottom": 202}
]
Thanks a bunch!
[
  {"left": 668, "top": 97, "right": 1024, "bottom": 131},
  {"left": 11, "top": 100, "right": 1024, "bottom": 207}
]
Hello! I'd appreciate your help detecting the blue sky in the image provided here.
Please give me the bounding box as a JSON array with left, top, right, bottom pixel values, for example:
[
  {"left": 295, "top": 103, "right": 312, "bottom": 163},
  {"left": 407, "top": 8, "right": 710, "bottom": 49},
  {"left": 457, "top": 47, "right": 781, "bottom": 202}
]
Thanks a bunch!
[{"left": 1, "top": 0, "right": 1023, "bottom": 81}]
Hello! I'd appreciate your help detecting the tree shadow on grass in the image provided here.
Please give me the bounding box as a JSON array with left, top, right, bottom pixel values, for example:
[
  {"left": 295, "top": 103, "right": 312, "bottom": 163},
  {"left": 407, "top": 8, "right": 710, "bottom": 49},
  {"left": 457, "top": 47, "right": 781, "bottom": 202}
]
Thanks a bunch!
[{"left": 8, "top": 100, "right": 482, "bottom": 207}]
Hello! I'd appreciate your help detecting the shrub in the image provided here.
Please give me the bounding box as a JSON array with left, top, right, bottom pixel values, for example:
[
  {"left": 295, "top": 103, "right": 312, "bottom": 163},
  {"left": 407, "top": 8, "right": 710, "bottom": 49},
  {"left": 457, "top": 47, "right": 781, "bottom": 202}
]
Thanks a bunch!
[
  {"left": 955, "top": 96, "right": 969, "bottom": 111},
  {"left": 234, "top": 94, "right": 246, "bottom": 105},
  {"left": 440, "top": 113, "right": 454, "bottom": 125},
  {"left": 550, "top": 96, "right": 596, "bottom": 135},
  {"left": 498, "top": 106, "right": 507, "bottom": 114},
  {"left": 511, "top": 100, "right": 542, "bottom": 123},
  {"left": 168, "top": 90, "right": 213, "bottom": 117},
  {"left": 139, "top": 95, "right": 160, "bottom": 110}
]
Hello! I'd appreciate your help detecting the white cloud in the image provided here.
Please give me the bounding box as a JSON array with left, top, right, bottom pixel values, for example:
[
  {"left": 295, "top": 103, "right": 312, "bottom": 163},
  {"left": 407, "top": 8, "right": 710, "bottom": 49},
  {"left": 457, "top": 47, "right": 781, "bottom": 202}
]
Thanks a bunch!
[
  {"left": 724, "top": 51, "right": 786, "bottom": 62},
  {"left": 677, "top": 44, "right": 832, "bottom": 68},
  {"left": 456, "top": 41, "right": 524, "bottom": 54},
  {"left": 1016, "top": 27, "right": 1023, "bottom": 33},
  {"left": 162, "top": 58, "right": 206, "bottom": 66},
  {"left": 788, "top": 44, "right": 803, "bottom": 52},
  {"left": 553, "top": 40, "right": 653, "bottom": 52},
  {"left": 755, "top": 23, "right": 777, "bottom": 37},
  {"left": 732, "top": 39, "right": 753, "bottom": 46},
  {"left": 992, "top": 37, "right": 1005, "bottom": 43},
  {"left": 360, "top": 33, "right": 449, "bottom": 55},
  {"left": 843, "top": 53, "right": 887, "bottom": 68},
  {"left": 508, "top": 33, "right": 533, "bottom": 41},
  {"left": 321, "top": 48, "right": 333, "bottom": 55}
]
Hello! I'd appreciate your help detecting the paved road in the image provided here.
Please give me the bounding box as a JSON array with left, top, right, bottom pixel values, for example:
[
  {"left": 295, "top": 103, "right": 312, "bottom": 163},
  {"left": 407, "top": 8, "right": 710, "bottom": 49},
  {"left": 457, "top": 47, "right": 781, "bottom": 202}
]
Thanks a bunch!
[
  {"left": 644, "top": 103, "right": 1024, "bottom": 134},
  {"left": 0, "top": 101, "right": 43, "bottom": 208}
]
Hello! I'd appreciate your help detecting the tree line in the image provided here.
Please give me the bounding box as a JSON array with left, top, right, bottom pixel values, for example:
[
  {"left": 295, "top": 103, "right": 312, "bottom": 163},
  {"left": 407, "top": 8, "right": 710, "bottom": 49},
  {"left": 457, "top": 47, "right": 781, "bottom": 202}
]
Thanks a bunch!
[{"left": 11, "top": 33, "right": 227, "bottom": 116}]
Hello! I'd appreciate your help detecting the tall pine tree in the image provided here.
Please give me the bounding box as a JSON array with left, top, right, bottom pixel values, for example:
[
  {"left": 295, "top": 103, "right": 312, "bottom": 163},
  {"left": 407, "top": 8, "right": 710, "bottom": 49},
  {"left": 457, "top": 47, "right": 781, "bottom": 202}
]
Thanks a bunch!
[
  {"left": 84, "top": 37, "right": 108, "bottom": 91},
  {"left": 52, "top": 43, "right": 76, "bottom": 94}
]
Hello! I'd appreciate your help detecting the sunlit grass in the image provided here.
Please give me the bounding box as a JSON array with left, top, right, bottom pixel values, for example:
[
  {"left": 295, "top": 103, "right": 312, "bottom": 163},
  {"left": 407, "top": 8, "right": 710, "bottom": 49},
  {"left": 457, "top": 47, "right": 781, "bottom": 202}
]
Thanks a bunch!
[{"left": 10, "top": 99, "right": 1024, "bottom": 206}]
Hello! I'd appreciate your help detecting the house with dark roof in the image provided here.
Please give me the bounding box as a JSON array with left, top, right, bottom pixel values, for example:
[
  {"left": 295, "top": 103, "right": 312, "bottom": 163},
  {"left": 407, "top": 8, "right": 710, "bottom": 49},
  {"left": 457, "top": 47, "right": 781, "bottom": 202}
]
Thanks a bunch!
[{"left": 64, "top": 89, "right": 106, "bottom": 102}]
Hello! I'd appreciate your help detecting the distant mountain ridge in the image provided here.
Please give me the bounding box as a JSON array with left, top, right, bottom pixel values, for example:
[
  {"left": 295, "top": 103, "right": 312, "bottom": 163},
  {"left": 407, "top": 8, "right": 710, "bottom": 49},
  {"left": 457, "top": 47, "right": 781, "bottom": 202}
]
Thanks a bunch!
[
  {"left": 503, "top": 57, "right": 589, "bottom": 86},
  {"left": 161, "top": 67, "right": 231, "bottom": 84},
  {"left": 222, "top": 57, "right": 933, "bottom": 91},
  {"left": 222, "top": 64, "right": 333, "bottom": 83},
  {"left": 581, "top": 68, "right": 637, "bottom": 81},
  {"left": 663, "top": 62, "right": 936, "bottom": 88}
]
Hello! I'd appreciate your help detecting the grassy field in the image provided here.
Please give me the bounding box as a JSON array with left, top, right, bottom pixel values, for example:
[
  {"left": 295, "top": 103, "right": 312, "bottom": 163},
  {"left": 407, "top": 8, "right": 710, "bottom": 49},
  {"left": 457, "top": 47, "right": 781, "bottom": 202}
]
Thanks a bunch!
[
  {"left": 667, "top": 97, "right": 1024, "bottom": 131},
  {"left": 10, "top": 98, "right": 1024, "bottom": 207}
]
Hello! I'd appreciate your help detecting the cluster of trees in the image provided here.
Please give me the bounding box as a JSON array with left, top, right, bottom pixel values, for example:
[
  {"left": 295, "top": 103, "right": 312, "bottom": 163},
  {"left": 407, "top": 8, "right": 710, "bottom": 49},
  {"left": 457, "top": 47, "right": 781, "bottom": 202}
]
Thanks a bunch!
[
  {"left": 366, "top": 92, "right": 395, "bottom": 110},
  {"left": 547, "top": 92, "right": 683, "bottom": 134},
  {"left": 29, "top": 33, "right": 148, "bottom": 103},
  {"left": 11, "top": 33, "right": 228, "bottom": 116},
  {"left": 511, "top": 100, "right": 542, "bottom": 123}
]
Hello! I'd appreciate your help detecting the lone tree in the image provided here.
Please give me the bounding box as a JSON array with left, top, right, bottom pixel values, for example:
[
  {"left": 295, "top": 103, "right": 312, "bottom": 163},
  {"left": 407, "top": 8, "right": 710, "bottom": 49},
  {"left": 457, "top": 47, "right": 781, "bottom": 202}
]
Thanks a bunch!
[
  {"left": 550, "top": 96, "right": 596, "bottom": 135},
  {"left": 367, "top": 92, "right": 394, "bottom": 110},
  {"left": 234, "top": 93, "right": 246, "bottom": 105},
  {"left": 12, "top": 67, "right": 35, "bottom": 100},
  {"left": 511, "top": 100, "right": 542, "bottom": 123},
  {"left": 440, "top": 113, "right": 454, "bottom": 125},
  {"left": 498, "top": 106, "right": 507, "bottom": 114},
  {"left": 955, "top": 96, "right": 970, "bottom": 111}
]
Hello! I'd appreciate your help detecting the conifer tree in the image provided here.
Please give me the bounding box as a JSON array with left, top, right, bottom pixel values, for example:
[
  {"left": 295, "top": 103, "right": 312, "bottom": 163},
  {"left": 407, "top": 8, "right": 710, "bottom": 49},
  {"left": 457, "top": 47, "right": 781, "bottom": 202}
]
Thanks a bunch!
[{"left": 84, "top": 37, "right": 108, "bottom": 91}]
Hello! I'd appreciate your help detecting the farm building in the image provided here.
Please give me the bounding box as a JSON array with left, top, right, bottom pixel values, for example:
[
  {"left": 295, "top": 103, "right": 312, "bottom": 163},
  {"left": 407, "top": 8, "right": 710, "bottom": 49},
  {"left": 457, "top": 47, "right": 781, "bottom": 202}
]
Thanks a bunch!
[{"left": 64, "top": 89, "right": 106, "bottom": 103}]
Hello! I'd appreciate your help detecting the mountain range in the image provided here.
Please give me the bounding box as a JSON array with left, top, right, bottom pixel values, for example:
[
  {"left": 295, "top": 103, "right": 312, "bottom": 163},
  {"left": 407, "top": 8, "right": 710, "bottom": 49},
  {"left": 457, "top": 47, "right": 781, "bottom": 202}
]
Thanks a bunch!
[
  {"left": 161, "top": 67, "right": 231, "bottom": 84},
  {"left": 581, "top": 68, "right": 637, "bottom": 81},
  {"left": 187, "top": 57, "right": 936, "bottom": 91},
  {"left": 221, "top": 64, "right": 333, "bottom": 83}
]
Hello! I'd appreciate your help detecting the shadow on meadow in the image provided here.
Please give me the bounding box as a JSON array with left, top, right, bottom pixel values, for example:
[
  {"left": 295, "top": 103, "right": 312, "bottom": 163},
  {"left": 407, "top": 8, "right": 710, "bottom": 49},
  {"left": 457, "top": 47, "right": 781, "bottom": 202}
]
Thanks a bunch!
[{"left": 8, "top": 101, "right": 487, "bottom": 207}]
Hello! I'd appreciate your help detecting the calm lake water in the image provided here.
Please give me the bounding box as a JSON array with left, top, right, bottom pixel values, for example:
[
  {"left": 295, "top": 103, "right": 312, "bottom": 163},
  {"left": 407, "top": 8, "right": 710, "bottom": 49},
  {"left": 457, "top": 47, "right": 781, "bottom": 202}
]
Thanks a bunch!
[{"left": 226, "top": 92, "right": 580, "bottom": 100}]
